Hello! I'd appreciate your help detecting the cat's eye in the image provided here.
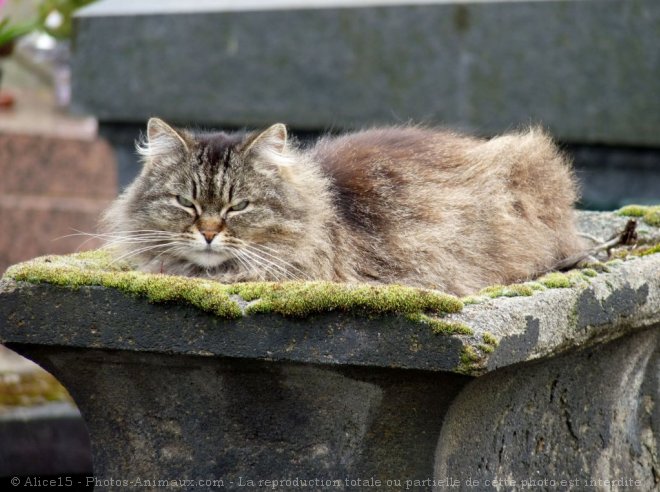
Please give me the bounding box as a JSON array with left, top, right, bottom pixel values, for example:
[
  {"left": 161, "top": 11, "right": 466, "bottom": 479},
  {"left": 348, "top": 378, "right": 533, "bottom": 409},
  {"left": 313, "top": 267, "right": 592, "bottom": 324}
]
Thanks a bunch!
[
  {"left": 176, "top": 195, "right": 195, "bottom": 208},
  {"left": 229, "top": 200, "right": 250, "bottom": 212}
]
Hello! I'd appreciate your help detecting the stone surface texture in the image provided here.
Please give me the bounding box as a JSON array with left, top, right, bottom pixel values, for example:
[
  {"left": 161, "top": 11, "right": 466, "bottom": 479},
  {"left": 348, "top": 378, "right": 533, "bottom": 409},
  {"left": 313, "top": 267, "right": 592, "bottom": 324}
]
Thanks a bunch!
[
  {"left": 73, "top": 0, "right": 660, "bottom": 147},
  {"left": 435, "top": 327, "right": 659, "bottom": 489},
  {"left": 16, "top": 346, "right": 467, "bottom": 485}
]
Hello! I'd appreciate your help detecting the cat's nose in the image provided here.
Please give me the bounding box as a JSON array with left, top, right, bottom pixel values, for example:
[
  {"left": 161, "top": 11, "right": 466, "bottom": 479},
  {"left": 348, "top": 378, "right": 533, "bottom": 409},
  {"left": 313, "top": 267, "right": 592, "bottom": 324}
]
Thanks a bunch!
[{"left": 201, "top": 231, "right": 218, "bottom": 244}]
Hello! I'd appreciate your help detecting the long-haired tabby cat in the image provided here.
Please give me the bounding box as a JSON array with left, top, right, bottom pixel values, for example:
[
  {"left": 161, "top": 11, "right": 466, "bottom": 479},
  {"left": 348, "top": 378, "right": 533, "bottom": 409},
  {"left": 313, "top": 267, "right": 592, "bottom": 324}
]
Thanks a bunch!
[{"left": 102, "top": 118, "right": 584, "bottom": 296}]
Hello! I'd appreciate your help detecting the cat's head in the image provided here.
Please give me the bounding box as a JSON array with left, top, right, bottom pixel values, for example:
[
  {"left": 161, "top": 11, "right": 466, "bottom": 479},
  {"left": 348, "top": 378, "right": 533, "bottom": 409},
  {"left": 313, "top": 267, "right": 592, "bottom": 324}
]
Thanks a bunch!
[{"left": 103, "top": 118, "right": 321, "bottom": 277}]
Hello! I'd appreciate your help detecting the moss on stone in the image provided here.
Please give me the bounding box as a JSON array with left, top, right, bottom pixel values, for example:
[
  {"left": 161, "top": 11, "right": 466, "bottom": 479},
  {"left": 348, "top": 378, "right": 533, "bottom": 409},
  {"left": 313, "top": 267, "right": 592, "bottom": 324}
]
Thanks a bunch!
[
  {"left": 461, "top": 295, "right": 488, "bottom": 305},
  {"left": 533, "top": 269, "right": 595, "bottom": 290},
  {"left": 482, "top": 332, "right": 499, "bottom": 347},
  {"left": 616, "top": 204, "right": 660, "bottom": 227},
  {"left": 635, "top": 243, "right": 660, "bottom": 257},
  {"left": 478, "top": 284, "right": 505, "bottom": 298},
  {"left": 525, "top": 282, "right": 547, "bottom": 291},
  {"left": 478, "top": 344, "right": 495, "bottom": 354},
  {"left": 3, "top": 251, "right": 464, "bottom": 326},
  {"left": 232, "top": 281, "right": 463, "bottom": 318},
  {"left": 613, "top": 242, "right": 660, "bottom": 259},
  {"left": 505, "top": 283, "right": 535, "bottom": 296},
  {"left": 644, "top": 208, "right": 660, "bottom": 227},
  {"left": 566, "top": 270, "right": 593, "bottom": 285},
  {"left": 456, "top": 345, "right": 482, "bottom": 375},
  {"left": 478, "top": 283, "right": 534, "bottom": 299},
  {"left": 537, "top": 272, "right": 572, "bottom": 289},
  {"left": 474, "top": 332, "right": 499, "bottom": 355},
  {"left": 465, "top": 268, "right": 595, "bottom": 305},
  {"left": 405, "top": 313, "right": 473, "bottom": 336},
  {"left": 580, "top": 261, "right": 610, "bottom": 273},
  {"left": 617, "top": 205, "right": 648, "bottom": 217},
  {"left": 5, "top": 257, "right": 243, "bottom": 319}
]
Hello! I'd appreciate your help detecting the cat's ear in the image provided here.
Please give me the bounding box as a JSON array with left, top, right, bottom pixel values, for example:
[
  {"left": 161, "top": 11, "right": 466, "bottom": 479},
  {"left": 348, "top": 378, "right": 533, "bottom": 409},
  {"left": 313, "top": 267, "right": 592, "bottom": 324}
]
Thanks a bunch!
[
  {"left": 137, "top": 117, "right": 189, "bottom": 166},
  {"left": 242, "top": 123, "right": 294, "bottom": 170},
  {"left": 245, "top": 123, "right": 287, "bottom": 154}
]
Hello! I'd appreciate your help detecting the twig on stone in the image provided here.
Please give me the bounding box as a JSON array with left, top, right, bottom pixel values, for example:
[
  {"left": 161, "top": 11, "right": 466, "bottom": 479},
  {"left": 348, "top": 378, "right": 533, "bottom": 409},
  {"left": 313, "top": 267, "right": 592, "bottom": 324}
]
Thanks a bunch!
[{"left": 552, "top": 219, "right": 638, "bottom": 271}]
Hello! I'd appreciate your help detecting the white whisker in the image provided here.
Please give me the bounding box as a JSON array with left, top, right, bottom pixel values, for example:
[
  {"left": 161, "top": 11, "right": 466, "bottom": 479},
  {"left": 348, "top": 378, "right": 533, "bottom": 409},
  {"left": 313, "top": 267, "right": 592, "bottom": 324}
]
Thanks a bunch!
[
  {"left": 239, "top": 247, "right": 298, "bottom": 281},
  {"left": 108, "top": 241, "right": 187, "bottom": 267},
  {"left": 231, "top": 249, "right": 265, "bottom": 281},
  {"left": 243, "top": 244, "right": 309, "bottom": 280},
  {"left": 230, "top": 246, "right": 283, "bottom": 281}
]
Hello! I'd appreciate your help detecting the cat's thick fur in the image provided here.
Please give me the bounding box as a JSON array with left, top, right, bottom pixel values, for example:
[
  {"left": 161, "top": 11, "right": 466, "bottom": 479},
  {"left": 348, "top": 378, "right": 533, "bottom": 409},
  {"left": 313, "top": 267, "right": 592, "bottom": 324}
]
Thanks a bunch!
[{"left": 102, "top": 118, "right": 584, "bottom": 296}]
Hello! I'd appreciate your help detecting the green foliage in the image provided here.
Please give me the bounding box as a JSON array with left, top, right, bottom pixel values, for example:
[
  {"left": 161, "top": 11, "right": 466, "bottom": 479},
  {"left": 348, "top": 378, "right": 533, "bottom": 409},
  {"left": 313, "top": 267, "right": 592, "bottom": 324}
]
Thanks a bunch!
[
  {"left": 0, "top": 17, "right": 36, "bottom": 46},
  {"left": 37, "top": 0, "right": 96, "bottom": 39}
]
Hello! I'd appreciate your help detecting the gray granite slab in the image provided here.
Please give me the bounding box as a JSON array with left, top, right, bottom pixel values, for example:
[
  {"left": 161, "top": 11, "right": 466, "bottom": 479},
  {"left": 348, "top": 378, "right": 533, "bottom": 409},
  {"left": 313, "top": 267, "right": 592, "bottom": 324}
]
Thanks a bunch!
[{"left": 72, "top": 0, "right": 660, "bottom": 146}]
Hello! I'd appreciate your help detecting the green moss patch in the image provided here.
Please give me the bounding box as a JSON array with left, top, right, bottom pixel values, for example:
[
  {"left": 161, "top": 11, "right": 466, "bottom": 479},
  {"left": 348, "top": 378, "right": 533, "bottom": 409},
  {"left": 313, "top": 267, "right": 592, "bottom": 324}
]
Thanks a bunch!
[
  {"left": 635, "top": 243, "right": 660, "bottom": 257},
  {"left": 3, "top": 251, "right": 464, "bottom": 327},
  {"left": 468, "top": 272, "right": 591, "bottom": 303},
  {"left": 617, "top": 205, "right": 648, "bottom": 218},
  {"left": 5, "top": 252, "right": 242, "bottom": 319},
  {"left": 456, "top": 345, "right": 483, "bottom": 375},
  {"left": 580, "top": 268, "right": 598, "bottom": 277},
  {"left": 536, "top": 270, "right": 596, "bottom": 289},
  {"left": 406, "top": 313, "right": 473, "bottom": 336},
  {"left": 479, "top": 283, "right": 536, "bottom": 298},
  {"left": 607, "top": 241, "right": 660, "bottom": 260},
  {"left": 482, "top": 332, "right": 499, "bottom": 347},
  {"left": 617, "top": 204, "right": 660, "bottom": 227},
  {"left": 468, "top": 268, "right": 598, "bottom": 303},
  {"left": 231, "top": 281, "right": 463, "bottom": 318},
  {"left": 461, "top": 295, "right": 482, "bottom": 305},
  {"left": 476, "top": 332, "right": 499, "bottom": 356},
  {"left": 536, "top": 272, "right": 572, "bottom": 288}
]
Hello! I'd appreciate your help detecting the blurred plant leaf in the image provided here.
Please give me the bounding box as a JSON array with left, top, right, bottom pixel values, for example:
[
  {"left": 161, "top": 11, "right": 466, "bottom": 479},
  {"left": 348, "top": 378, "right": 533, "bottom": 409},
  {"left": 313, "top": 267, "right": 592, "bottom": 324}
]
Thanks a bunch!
[
  {"left": 0, "top": 17, "right": 37, "bottom": 47},
  {"left": 37, "top": 0, "right": 97, "bottom": 39}
]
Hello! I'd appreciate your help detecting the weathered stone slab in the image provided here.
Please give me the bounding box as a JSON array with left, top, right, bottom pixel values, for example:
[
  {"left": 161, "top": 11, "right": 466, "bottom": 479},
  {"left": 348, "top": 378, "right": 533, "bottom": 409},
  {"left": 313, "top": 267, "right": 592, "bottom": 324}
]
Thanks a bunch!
[
  {"left": 72, "top": 0, "right": 660, "bottom": 147},
  {"left": 0, "top": 211, "right": 658, "bottom": 376}
]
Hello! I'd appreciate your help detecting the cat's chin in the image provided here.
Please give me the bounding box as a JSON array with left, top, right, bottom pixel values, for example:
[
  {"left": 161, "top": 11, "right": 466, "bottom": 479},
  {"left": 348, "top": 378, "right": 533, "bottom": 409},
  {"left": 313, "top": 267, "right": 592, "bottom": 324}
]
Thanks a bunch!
[{"left": 185, "top": 250, "right": 233, "bottom": 269}]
